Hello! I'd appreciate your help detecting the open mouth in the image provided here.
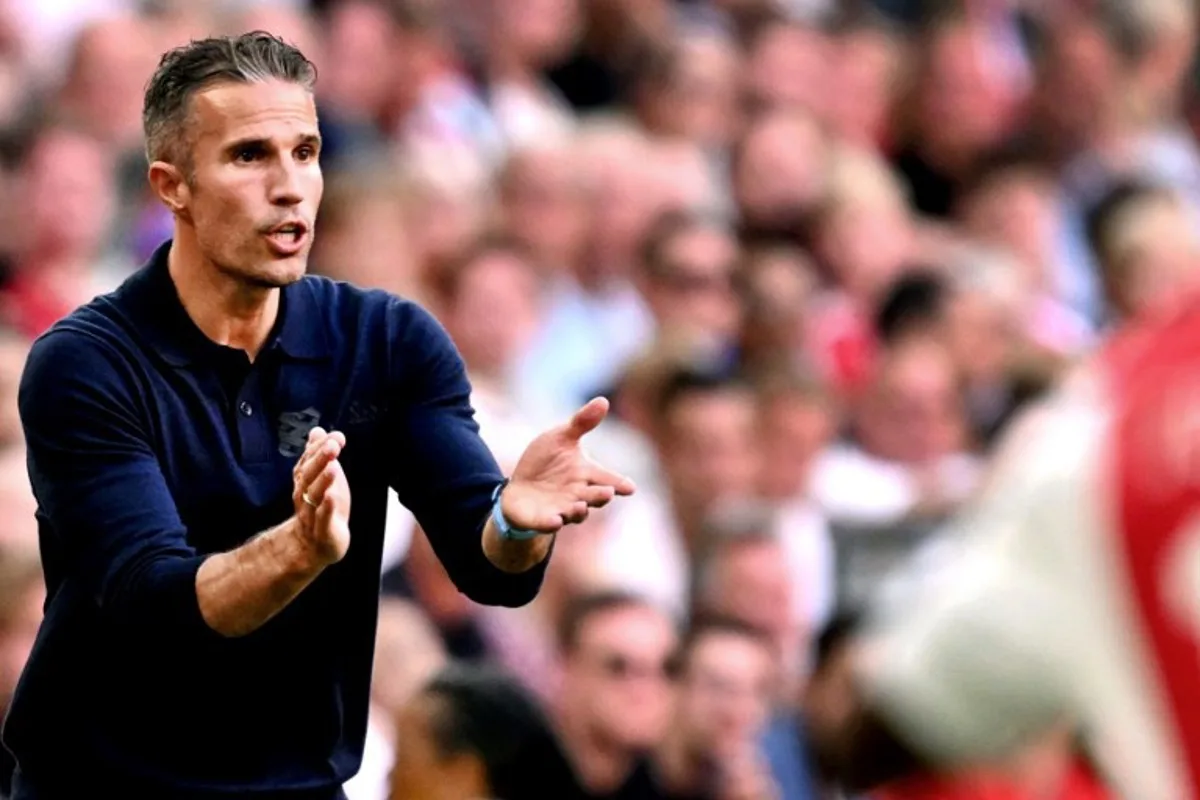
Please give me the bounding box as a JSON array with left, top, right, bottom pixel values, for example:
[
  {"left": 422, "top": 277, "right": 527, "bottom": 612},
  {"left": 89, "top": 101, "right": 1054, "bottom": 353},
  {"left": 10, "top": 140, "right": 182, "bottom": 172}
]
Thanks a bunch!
[{"left": 264, "top": 221, "right": 309, "bottom": 255}]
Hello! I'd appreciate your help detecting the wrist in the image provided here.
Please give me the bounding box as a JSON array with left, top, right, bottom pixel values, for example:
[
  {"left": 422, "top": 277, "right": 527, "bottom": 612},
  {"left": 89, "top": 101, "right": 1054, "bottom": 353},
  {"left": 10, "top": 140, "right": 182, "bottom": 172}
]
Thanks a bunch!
[
  {"left": 491, "top": 479, "right": 542, "bottom": 541},
  {"left": 280, "top": 517, "right": 331, "bottom": 575}
]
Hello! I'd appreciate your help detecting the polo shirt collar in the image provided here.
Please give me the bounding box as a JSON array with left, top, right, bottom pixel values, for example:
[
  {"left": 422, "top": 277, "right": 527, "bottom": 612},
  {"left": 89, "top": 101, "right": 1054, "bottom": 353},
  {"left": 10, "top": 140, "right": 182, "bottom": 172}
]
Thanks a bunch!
[{"left": 134, "top": 240, "right": 333, "bottom": 367}]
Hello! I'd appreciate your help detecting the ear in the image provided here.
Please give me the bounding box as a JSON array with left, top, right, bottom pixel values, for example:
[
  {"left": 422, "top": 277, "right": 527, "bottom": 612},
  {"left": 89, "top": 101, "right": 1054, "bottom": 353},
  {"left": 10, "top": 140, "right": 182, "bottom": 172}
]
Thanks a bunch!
[{"left": 147, "top": 160, "right": 191, "bottom": 220}]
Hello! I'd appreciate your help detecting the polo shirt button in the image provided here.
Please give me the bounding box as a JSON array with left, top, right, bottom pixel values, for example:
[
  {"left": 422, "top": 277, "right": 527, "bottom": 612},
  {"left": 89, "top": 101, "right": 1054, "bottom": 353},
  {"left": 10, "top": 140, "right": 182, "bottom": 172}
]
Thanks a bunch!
[{"left": 239, "top": 401, "right": 253, "bottom": 417}]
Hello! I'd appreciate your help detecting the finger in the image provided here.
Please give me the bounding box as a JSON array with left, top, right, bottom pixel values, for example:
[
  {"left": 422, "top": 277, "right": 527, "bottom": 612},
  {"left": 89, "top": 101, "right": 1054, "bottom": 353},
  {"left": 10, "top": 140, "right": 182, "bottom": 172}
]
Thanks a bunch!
[
  {"left": 302, "top": 462, "right": 340, "bottom": 506},
  {"left": 577, "top": 484, "right": 616, "bottom": 508},
  {"left": 294, "top": 427, "right": 331, "bottom": 474},
  {"left": 586, "top": 464, "right": 636, "bottom": 496},
  {"left": 563, "top": 397, "right": 609, "bottom": 441},
  {"left": 297, "top": 438, "right": 342, "bottom": 490},
  {"left": 561, "top": 501, "right": 589, "bottom": 526}
]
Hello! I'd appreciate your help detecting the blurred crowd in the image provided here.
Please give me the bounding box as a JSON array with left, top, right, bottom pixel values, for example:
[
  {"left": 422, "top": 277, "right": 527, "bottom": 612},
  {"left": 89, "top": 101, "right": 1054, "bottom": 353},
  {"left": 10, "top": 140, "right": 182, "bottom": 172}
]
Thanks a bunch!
[{"left": 0, "top": 0, "right": 1196, "bottom": 797}]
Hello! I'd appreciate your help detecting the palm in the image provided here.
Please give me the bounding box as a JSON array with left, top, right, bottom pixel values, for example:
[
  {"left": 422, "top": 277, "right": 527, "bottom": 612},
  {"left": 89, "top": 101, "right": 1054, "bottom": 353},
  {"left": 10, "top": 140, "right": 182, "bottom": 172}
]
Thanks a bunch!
[{"left": 503, "top": 398, "right": 636, "bottom": 533}]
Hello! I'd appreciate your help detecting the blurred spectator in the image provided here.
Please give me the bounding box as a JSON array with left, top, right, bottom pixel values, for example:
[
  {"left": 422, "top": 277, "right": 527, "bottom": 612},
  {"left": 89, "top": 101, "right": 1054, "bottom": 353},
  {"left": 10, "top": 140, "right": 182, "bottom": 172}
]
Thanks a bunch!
[
  {"left": 554, "top": 591, "right": 679, "bottom": 798},
  {"left": 388, "top": 663, "right": 581, "bottom": 800},
  {"left": 654, "top": 618, "right": 780, "bottom": 800},
  {"left": 1, "top": 124, "right": 129, "bottom": 338},
  {"left": 348, "top": 598, "right": 449, "bottom": 800},
  {"left": 596, "top": 364, "right": 759, "bottom": 616},
  {"left": 0, "top": 543, "right": 43, "bottom": 798},
  {"left": 1084, "top": 178, "right": 1200, "bottom": 323},
  {"left": 637, "top": 210, "right": 743, "bottom": 355},
  {"left": 811, "top": 335, "right": 981, "bottom": 526}
]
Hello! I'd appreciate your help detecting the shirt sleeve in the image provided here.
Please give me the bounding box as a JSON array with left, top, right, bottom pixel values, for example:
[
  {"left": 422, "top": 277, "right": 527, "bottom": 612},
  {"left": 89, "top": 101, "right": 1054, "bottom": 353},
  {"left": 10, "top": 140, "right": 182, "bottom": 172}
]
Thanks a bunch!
[
  {"left": 385, "top": 300, "right": 548, "bottom": 607},
  {"left": 19, "top": 329, "right": 219, "bottom": 643},
  {"left": 855, "top": 401, "right": 1082, "bottom": 765}
]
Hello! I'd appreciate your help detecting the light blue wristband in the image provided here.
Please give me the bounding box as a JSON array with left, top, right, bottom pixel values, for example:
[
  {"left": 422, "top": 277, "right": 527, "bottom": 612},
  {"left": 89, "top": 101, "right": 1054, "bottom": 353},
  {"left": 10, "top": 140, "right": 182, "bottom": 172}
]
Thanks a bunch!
[{"left": 490, "top": 480, "right": 541, "bottom": 541}]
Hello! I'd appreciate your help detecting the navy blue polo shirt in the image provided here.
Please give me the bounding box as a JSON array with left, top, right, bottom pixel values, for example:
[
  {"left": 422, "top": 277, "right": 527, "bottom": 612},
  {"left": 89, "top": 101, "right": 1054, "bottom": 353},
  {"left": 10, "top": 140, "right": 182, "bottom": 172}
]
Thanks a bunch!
[{"left": 3, "top": 242, "right": 548, "bottom": 798}]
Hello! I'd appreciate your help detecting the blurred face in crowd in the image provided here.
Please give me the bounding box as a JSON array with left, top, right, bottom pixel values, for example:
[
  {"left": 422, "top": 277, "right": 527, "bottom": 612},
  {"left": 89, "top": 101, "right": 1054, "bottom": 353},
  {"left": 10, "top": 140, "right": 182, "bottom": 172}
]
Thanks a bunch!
[
  {"left": 916, "top": 20, "right": 1021, "bottom": 163},
  {"left": 1103, "top": 194, "right": 1200, "bottom": 318},
  {"left": 658, "top": 387, "right": 759, "bottom": 516},
  {"left": 155, "top": 79, "right": 323, "bottom": 289},
  {"left": 442, "top": 249, "right": 542, "bottom": 377},
  {"left": 673, "top": 631, "right": 775, "bottom": 759},
  {"left": 643, "top": 223, "right": 741, "bottom": 345},
  {"left": 960, "top": 169, "right": 1060, "bottom": 293},
  {"left": 757, "top": 389, "right": 834, "bottom": 500},
  {"left": 312, "top": 184, "right": 416, "bottom": 297},
  {"left": 1034, "top": 17, "right": 1117, "bottom": 153},
  {"left": 816, "top": 194, "right": 913, "bottom": 304},
  {"left": 735, "top": 110, "right": 828, "bottom": 233},
  {"left": 22, "top": 127, "right": 114, "bottom": 260},
  {"left": 501, "top": 147, "right": 589, "bottom": 272},
  {"left": 390, "top": 691, "right": 489, "bottom": 800},
  {"left": 320, "top": 0, "right": 396, "bottom": 119},
  {"left": 59, "top": 16, "right": 159, "bottom": 150},
  {"left": 859, "top": 338, "right": 965, "bottom": 464},
  {"left": 945, "top": 287, "right": 1020, "bottom": 387},
  {"left": 700, "top": 538, "right": 794, "bottom": 648},
  {"left": 739, "top": 248, "right": 818, "bottom": 360},
  {"left": 744, "top": 21, "right": 831, "bottom": 116},
  {"left": 489, "top": 0, "right": 581, "bottom": 67},
  {"left": 827, "top": 25, "right": 900, "bottom": 148},
  {"left": 659, "top": 34, "right": 742, "bottom": 150},
  {"left": 560, "top": 604, "right": 678, "bottom": 750}
]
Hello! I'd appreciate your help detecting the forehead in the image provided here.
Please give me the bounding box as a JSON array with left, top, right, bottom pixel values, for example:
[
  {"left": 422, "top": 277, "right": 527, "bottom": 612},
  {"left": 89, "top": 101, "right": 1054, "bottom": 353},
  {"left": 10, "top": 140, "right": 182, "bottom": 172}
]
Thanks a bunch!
[
  {"left": 688, "top": 633, "right": 770, "bottom": 675},
  {"left": 578, "top": 606, "right": 673, "bottom": 651},
  {"left": 189, "top": 79, "right": 317, "bottom": 143}
]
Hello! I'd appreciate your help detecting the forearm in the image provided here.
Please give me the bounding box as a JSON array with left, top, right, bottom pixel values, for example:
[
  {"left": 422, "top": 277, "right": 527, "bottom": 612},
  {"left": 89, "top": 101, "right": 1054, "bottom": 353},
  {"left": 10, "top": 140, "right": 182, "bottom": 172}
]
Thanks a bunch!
[
  {"left": 196, "top": 517, "right": 326, "bottom": 637},
  {"left": 481, "top": 517, "right": 553, "bottom": 573}
]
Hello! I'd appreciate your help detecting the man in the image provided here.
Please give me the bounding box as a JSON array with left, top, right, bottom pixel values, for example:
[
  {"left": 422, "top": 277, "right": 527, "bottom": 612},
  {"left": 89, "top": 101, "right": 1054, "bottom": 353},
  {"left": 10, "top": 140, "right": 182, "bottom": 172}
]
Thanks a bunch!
[
  {"left": 654, "top": 618, "right": 780, "bottom": 800},
  {"left": 553, "top": 591, "right": 679, "bottom": 799},
  {"left": 1085, "top": 179, "right": 1200, "bottom": 324},
  {"left": 3, "top": 33, "right": 634, "bottom": 799},
  {"left": 831, "top": 295, "right": 1200, "bottom": 798}
]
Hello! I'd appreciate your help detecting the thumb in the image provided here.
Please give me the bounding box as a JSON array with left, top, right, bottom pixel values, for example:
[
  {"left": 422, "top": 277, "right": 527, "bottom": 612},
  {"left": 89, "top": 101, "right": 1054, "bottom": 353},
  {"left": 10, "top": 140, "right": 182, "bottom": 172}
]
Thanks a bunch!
[{"left": 564, "top": 397, "right": 609, "bottom": 441}]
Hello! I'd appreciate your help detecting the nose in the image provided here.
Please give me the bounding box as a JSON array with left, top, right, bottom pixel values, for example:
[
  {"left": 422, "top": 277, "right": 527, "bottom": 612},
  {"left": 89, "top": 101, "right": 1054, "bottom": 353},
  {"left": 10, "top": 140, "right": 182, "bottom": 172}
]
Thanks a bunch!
[{"left": 269, "top": 159, "right": 304, "bottom": 207}]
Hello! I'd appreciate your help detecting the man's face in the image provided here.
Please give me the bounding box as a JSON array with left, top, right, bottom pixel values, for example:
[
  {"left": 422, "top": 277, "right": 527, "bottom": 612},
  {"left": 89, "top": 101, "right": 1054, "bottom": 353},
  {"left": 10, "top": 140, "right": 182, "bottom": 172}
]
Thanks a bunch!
[
  {"left": 660, "top": 390, "right": 760, "bottom": 512},
  {"left": 560, "top": 606, "right": 678, "bottom": 750},
  {"left": 180, "top": 79, "right": 323, "bottom": 288},
  {"left": 675, "top": 633, "right": 775, "bottom": 758}
]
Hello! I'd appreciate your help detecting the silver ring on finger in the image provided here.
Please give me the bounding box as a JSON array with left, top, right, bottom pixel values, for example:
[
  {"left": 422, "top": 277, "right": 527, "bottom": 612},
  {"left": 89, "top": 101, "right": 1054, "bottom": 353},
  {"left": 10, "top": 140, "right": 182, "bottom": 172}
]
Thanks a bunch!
[{"left": 302, "top": 492, "right": 318, "bottom": 508}]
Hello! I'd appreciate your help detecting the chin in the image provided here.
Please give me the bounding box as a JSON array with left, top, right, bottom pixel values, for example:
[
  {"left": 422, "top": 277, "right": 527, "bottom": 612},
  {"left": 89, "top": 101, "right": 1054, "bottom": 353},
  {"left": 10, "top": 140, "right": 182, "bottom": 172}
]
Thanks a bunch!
[{"left": 241, "top": 256, "right": 308, "bottom": 289}]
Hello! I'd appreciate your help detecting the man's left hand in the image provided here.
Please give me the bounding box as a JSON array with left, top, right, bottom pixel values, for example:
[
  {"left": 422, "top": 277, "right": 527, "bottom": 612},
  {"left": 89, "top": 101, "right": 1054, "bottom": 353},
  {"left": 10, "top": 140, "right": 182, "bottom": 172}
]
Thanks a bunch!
[{"left": 502, "top": 397, "right": 636, "bottom": 534}]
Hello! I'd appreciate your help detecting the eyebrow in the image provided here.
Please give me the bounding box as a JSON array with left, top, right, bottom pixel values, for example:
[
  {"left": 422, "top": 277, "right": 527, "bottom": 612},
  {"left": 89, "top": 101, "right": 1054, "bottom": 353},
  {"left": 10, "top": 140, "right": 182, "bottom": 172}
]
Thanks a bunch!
[{"left": 224, "top": 133, "right": 323, "bottom": 154}]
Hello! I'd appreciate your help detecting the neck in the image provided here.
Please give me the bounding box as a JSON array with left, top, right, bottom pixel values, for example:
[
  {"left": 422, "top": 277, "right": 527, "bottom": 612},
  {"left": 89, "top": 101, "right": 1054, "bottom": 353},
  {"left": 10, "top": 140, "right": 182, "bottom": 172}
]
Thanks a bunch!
[
  {"left": 168, "top": 230, "right": 279, "bottom": 360},
  {"left": 556, "top": 709, "right": 636, "bottom": 793}
]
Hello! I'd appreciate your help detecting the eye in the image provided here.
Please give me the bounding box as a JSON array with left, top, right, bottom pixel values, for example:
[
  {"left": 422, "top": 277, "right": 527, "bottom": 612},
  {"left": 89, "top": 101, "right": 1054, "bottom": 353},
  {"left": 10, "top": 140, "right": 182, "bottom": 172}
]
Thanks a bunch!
[
  {"left": 233, "top": 144, "right": 265, "bottom": 163},
  {"left": 295, "top": 145, "right": 318, "bottom": 162}
]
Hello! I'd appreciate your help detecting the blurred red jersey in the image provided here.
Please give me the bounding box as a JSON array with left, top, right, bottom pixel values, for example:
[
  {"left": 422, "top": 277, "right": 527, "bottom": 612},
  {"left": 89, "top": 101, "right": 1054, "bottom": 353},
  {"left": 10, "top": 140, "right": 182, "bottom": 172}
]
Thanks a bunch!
[{"left": 857, "top": 300, "right": 1200, "bottom": 799}]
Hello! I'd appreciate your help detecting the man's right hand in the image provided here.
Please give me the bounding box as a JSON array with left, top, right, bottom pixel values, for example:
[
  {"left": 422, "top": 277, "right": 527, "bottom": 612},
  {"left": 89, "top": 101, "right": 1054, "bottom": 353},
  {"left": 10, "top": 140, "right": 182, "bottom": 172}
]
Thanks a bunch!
[{"left": 292, "top": 427, "right": 352, "bottom": 567}]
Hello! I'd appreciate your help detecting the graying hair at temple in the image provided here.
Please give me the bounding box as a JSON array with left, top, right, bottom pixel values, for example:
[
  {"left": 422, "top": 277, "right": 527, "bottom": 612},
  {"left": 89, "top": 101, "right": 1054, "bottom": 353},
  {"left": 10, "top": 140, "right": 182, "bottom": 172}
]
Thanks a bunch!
[{"left": 140, "top": 31, "right": 317, "bottom": 169}]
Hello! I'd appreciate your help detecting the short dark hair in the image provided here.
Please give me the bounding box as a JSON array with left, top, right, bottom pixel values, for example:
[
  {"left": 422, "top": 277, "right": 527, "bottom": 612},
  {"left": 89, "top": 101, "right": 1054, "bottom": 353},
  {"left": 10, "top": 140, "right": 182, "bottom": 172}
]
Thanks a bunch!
[
  {"left": 429, "top": 233, "right": 537, "bottom": 305},
  {"left": 812, "top": 608, "right": 863, "bottom": 676},
  {"left": 674, "top": 615, "right": 774, "bottom": 676},
  {"left": 142, "top": 31, "right": 317, "bottom": 167},
  {"left": 873, "top": 268, "right": 950, "bottom": 343},
  {"left": 640, "top": 208, "right": 732, "bottom": 279},
  {"left": 423, "top": 664, "right": 578, "bottom": 799},
  {"left": 1085, "top": 178, "right": 1177, "bottom": 274},
  {"left": 652, "top": 364, "right": 748, "bottom": 430},
  {"left": 556, "top": 590, "right": 660, "bottom": 655}
]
